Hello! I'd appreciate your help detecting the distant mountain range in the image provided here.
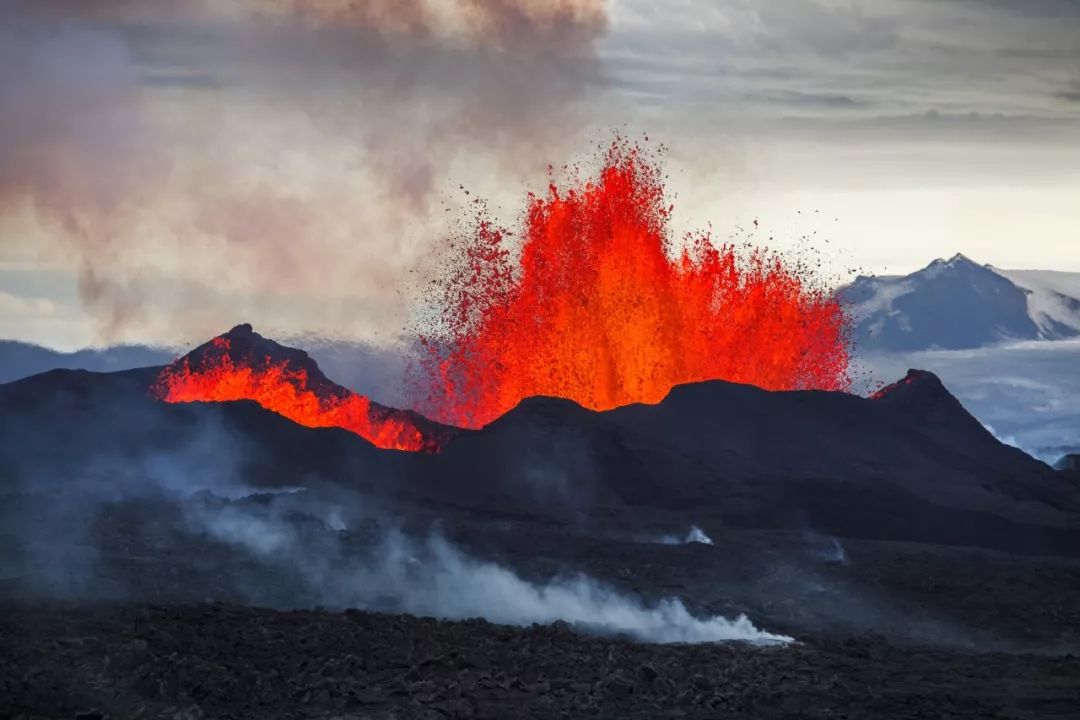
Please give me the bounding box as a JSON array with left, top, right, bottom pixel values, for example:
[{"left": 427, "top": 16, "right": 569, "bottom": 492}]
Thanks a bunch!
[
  {"left": 842, "top": 255, "right": 1080, "bottom": 352},
  {"left": 0, "top": 340, "right": 176, "bottom": 385}
]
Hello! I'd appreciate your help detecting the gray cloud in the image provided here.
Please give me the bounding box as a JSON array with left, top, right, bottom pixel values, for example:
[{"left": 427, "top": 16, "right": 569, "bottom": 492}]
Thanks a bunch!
[
  {"left": 950, "top": 0, "right": 1080, "bottom": 19},
  {"left": 757, "top": 90, "right": 863, "bottom": 109},
  {"left": 2, "top": 0, "right": 1079, "bottom": 349},
  {"left": 139, "top": 71, "right": 223, "bottom": 89},
  {"left": 604, "top": 0, "right": 1080, "bottom": 130}
]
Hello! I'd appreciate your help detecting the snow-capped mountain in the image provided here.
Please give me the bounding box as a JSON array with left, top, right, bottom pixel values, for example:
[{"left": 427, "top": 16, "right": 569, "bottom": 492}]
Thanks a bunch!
[
  {"left": 991, "top": 267, "right": 1080, "bottom": 340},
  {"left": 842, "top": 254, "right": 1080, "bottom": 352}
]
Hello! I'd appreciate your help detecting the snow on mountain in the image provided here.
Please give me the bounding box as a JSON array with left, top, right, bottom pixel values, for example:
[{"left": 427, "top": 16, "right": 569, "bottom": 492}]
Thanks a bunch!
[
  {"left": 991, "top": 267, "right": 1080, "bottom": 339},
  {"left": 841, "top": 254, "right": 1048, "bottom": 351}
]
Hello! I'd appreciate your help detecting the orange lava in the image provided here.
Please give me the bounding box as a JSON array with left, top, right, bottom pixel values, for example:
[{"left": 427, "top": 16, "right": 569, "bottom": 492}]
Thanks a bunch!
[
  {"left": 421, "top": 137, "right": 850, "bottom": 428},
  {"left": 155, "top": 337, "right": 435, "bottom": 452}
]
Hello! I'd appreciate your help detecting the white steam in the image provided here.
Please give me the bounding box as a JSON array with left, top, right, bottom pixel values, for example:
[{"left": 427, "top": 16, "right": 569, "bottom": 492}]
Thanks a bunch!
[
  {"left": 802, "top": 530, "right": 848, "bottom": 565},
  {"left": 190, "top": 500, "right": 789, "bottom": 645},
  {"left": 372, "top": 533, "right": 784, "bottom": 644},
  {"left": 823, "top": 537, "right": 847, "bottom": 565},
  {"left": 651, "top": 525, "right": 715, "bottom": 546}
]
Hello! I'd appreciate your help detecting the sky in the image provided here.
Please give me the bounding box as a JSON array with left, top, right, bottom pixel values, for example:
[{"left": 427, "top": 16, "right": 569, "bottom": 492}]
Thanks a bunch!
[{"left": 1, "top": 0, "right": 1079, "bottom": 350}]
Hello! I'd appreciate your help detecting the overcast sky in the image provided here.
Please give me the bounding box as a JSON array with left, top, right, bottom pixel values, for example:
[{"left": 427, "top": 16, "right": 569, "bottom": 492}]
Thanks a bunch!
[{"left": 2, "top": 0, "right": 1078, "bottom": 349}]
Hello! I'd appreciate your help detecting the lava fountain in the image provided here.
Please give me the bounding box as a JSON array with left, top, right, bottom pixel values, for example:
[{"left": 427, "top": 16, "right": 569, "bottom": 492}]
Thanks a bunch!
[{"left": 420, "top": 137, "right": 850, "bottom": 428}]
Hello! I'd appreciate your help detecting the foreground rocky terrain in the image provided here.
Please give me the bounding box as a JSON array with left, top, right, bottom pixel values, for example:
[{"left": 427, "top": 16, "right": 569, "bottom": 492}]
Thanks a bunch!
[
  {"left": 2, "top": 486, "right": 1080, "bottom": 718},
  {"left": 2, "top": 328, "right": 1079, "bottom": 717},
  {"left": 4, "top": 603, "right": 1080, "bottom": 720},
  {"left": 3, "top": 491, "right": 1080, "bottom": 650}
]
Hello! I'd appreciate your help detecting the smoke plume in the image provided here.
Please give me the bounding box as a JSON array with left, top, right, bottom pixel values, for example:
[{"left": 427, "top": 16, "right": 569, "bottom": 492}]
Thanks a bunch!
[{"left": 0, "top": 0, "right": 609, "bottom": 344}]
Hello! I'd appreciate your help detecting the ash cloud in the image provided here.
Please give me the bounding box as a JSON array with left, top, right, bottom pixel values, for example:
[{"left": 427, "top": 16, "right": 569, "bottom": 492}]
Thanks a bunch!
[{"left": 0, "top": 0, "right": 609, "bottom": 344}]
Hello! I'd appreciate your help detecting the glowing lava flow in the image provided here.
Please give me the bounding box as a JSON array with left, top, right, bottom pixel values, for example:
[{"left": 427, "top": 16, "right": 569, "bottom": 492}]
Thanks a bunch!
[
  {"left": 421, "top": 137, "right": 850, "bottom": 428},
  {"left": 155, "top": 334, "right": 437, "bottom": 452}
]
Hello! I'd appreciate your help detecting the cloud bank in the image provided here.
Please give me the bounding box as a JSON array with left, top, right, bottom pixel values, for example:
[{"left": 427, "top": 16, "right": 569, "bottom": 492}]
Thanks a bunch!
[{"left": 2, "top": 0, "right": 1079, "bottom": 349}]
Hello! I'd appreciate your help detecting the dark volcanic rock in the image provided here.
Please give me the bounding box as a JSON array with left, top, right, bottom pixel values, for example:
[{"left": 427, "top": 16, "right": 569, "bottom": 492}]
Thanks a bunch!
[
  {"left": 2, "top": 603, "right": 1079, "bottom": 720},
  {"left": 2, "top": 329, "right": 1079, "bottom": 554}
]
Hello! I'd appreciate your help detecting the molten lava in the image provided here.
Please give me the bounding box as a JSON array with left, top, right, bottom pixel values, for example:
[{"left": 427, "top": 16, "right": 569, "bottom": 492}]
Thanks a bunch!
[
  {"left": 421, "top": 137, "right": 850, "bottom": 428},
  {"left": 155, "top": 332, "right": 438, "bottom": 452},
  {"left": 154, "top": 139, "right": 849, "bottom": 447}
]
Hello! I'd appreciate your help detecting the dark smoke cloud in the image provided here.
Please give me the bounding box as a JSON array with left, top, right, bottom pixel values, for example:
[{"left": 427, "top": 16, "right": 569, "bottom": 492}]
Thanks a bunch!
[{"left": 0, "top": 0, "right": 610, "bottom": 344}]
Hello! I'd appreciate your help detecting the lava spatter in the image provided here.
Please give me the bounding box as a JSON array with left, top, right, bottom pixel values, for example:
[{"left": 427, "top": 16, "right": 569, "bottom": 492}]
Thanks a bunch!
[{"left": 420, "top": 137, "right": 850, "bottom": 428}]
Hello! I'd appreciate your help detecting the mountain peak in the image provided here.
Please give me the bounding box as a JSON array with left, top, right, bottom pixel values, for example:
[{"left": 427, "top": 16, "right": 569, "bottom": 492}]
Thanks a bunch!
[
  {"left": 174, "top": 324, "right": 341, "bottom": 401},
  {"left": 872, "top": 368, "right": 959, "bottom": 416},
  {"left": 924, "top": 253, "right": 986, "bottom": 275},
  {"left": 840, "top": 252, "right": 1042, "bottom": 351},
  {"left": 870, "top": 369, "right": 994, "bottom": 439},
  {"left": 159, "top": 325, "right": 452, "bottom": 451},
  {"left": 870, "top": 369, "right": 947, "bottom": 402}
]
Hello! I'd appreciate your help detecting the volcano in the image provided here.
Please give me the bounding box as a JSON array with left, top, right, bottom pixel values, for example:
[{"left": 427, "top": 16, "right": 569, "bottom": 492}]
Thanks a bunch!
[
  {"left": 153, "top": 324, "right": 449, "bottom": 452},
  {"left": 2, "top": 327, "right": 1077, "bottom": 554}
]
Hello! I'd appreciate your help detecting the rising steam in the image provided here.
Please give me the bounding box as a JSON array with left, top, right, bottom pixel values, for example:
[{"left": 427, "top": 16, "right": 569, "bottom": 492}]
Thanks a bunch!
[
  {"left": 191, "top": 494, "right": 790, "bottom": 645},
  {"left": 652, "top": 525, "right": 715, "bottom": 546}
]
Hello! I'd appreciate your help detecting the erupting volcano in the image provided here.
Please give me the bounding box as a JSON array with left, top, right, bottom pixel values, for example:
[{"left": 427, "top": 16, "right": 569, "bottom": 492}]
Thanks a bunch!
[
  {"left": 154, "top": 325, "right": 442, "bottom": 452},
  {"left": 152, "top": 138, "right": 849, "bottom": 444},
  {"left": 421, "top": 137, "right": 851, "bottom": 429}
]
